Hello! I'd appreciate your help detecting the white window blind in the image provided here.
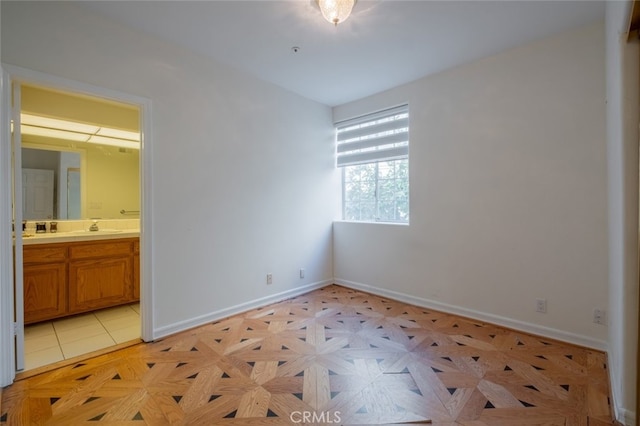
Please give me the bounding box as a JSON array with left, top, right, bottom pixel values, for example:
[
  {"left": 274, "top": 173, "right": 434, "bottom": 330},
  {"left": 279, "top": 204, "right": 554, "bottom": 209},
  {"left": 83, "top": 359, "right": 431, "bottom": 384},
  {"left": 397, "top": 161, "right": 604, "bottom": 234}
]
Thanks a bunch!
[{"left": 336, "top": 104, "right": 409, "bottom": 167}]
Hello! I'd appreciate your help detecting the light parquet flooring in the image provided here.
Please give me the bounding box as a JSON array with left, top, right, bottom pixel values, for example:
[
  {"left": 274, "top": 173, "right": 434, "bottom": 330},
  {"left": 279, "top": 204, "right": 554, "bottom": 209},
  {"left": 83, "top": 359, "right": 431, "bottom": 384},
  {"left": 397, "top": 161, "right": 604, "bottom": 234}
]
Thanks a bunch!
[{"left": 1, "top": 285, "right": 616, "bottom": 425}]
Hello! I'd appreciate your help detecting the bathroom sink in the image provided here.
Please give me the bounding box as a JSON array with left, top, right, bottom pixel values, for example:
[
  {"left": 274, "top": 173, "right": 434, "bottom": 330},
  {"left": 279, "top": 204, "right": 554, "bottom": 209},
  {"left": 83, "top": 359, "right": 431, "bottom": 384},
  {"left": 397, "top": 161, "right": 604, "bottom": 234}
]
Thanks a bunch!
[{"left": 71, "top": 229, "right": 123, "bottom": 234}]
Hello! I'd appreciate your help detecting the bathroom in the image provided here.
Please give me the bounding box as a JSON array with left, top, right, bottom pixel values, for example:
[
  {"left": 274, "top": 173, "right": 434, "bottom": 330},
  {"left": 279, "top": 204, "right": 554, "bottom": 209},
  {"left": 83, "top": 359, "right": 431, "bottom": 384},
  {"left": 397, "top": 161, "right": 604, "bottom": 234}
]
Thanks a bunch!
[{"left": 15, "top": 83, "right": 142, "bottom": 371}]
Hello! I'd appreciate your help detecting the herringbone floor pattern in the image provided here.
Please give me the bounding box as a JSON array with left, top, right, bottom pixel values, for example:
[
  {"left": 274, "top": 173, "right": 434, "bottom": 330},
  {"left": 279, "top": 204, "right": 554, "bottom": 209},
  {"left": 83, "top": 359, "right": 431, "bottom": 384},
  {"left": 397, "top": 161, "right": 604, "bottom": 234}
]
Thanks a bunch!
[{"left": 0, "top": 285, "right": 615, "bottom": 425}]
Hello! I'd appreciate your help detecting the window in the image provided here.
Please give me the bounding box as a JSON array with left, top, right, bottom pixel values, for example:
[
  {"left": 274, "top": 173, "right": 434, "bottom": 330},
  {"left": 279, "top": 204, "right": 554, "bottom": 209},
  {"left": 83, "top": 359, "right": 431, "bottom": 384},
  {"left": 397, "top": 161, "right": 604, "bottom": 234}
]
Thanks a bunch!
[{"left": 336, "top": 105, "right": 409, "bottom": 223}]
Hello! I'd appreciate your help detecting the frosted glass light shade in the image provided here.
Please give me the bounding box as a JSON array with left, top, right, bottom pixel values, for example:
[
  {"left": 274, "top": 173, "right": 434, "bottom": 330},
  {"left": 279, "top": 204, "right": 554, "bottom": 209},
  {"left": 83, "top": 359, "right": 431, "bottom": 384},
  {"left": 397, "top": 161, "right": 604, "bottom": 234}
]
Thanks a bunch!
[
  {"left": 22, "top": 114, "right": 99, "bottom": 134},
  {"left": 21, "top": 124, "right": 90, "bottom": 142},
  {"left": 317, "top": 0, "right": 356, "bottom": 26},
  {"left": 20, "top": 113, "right": 140, "bottom": 149}
]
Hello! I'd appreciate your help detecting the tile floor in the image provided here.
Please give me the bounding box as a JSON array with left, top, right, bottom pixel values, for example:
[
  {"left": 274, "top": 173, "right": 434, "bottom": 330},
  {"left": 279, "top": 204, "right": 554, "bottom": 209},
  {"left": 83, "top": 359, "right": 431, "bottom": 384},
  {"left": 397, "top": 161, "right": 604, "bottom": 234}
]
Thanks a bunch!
[{"left": 23, "top": 303, "right": 140, "bottom": 371}]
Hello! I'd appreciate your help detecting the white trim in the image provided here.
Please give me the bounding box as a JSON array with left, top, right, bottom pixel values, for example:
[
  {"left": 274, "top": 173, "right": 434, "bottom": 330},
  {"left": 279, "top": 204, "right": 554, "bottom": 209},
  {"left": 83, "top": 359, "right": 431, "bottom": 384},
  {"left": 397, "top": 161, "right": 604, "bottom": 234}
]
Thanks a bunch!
[
  {"left": 12, "top": 84, "right": 25, "bottom": 371},
  {"left": 615, "top": 407, "right": 636, "bottom": 426},
  {"left": 0, "top": 63, "right": 155, "bottom": 360},
  {"left": 0, "top": 68, "right": 16, "bottom": 387},
  {"left": 152, "top": 280, "right": 332, "bottom": 340},
  {"left": 609, "top": 369, "right": 625, "bottom": 424},
  {"left": 3, "top": 64, "right": 144, "bottom": 108},
  {"left": 139, "top": 99, "right": 154, "bottom": 343},
  {"left": 609, "top": 361, "right": 635, "bottom": 426},
  {"left": 334, "top": 278, "right": 608, "bottom": 351}
]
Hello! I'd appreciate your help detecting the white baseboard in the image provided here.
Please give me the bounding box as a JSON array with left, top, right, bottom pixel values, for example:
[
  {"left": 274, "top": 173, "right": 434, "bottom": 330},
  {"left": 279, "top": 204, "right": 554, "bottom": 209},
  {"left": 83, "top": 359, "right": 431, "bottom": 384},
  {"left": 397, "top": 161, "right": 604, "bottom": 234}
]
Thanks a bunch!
[
  {"left": 152, "top": 280, "right": 332, "bottom": 340},
  {"left": 334, "top": 278, "right": 608, "bottom": 351},
  {"left": 610, "top": 371, "right": 636, "bottom": 426},
  {"left": 616, "top": 407, "right": 636, "bottom": 426}
]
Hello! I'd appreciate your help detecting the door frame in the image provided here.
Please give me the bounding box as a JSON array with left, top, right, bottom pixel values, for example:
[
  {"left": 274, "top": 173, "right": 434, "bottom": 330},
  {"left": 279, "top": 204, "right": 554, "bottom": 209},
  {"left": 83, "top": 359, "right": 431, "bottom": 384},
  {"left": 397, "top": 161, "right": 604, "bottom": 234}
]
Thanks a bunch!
[
  {"left": 0, "top": 66, "right": 14, "bottom": 386},
  {"left": 0, "top": 64, "right": 154, "bottom": 385}
]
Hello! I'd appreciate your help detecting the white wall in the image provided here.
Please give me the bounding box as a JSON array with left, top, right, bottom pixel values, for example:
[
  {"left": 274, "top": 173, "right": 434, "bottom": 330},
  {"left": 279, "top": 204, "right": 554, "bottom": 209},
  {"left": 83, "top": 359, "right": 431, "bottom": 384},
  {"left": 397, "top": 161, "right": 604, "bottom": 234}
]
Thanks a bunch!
[
  {"left": 334, "top": 23, "right": 609, "bottom": 349},
  {"left": 605, "top": 1, "right": 638, "bottom": 424},
  {"left": 1, "top": 2, "right": 340, "bottom": 335}
]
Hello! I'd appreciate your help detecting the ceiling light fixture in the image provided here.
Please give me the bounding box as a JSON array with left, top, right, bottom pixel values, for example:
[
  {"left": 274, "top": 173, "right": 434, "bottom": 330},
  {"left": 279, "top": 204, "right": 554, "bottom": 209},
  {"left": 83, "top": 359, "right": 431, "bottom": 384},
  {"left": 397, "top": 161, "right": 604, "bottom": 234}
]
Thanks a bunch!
[
  {"left": 19, "top": 113, "right": 140, "bottom": 150},
  {"left": 317, "top": 0, "right": 356, "bottom": 26},
  {"left": 21, "top": 114, "right": 99, "bottom": 135},
  {"left": 21, "top": 124, "right": 90, "bottom": 143}
]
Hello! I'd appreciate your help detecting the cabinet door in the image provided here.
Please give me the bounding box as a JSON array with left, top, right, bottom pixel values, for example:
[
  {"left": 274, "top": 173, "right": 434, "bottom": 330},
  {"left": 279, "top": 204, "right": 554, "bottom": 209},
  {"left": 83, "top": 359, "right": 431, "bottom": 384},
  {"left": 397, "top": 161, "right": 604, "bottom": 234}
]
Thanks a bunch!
[
  {"left": 23, "top": 263, "right": 67, "bottom": 324},
  {"left": 69, "top": 257, "right": 133, "bottom": 313}
]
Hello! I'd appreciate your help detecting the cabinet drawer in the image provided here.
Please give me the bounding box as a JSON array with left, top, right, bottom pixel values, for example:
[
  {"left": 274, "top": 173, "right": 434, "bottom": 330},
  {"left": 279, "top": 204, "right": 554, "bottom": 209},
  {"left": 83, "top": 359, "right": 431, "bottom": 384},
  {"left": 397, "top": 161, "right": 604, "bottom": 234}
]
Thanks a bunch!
[
  {"left": 23, "top": 245, "right": 67, "bottom": 264},
  {"left": 69, "top": 240, "right": 133, "bottom": 260}
]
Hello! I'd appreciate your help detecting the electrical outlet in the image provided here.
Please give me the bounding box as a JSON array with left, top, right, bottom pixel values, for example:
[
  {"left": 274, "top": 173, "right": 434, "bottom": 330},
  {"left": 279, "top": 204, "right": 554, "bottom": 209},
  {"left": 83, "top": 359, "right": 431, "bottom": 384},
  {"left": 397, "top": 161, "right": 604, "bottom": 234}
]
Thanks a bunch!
[
  {"left": 266, "top": 273, "right": 273, "bottom": 285},
  {"left": 593, "top": 308, "right": 607, "bottom": 325},
  {"left": 535, "top": 298, "right": 547, "bottom": 313},
  {"left": 299, "top": 268, "right": 305, "bottom": 279}
]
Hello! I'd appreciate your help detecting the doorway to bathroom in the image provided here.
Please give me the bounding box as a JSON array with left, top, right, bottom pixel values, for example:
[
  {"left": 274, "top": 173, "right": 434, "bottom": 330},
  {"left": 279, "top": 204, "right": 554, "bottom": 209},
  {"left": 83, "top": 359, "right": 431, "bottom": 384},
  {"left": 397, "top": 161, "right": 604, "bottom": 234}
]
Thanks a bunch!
[{"left": 6, "top": 72, "right": 152, "bottom": 377}]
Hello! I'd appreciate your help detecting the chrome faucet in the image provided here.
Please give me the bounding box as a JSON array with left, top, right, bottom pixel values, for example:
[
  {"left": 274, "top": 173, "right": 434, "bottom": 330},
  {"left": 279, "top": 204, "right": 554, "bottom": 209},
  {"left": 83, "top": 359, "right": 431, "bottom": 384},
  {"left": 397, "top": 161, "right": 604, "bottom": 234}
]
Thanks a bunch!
[{"left": 89, "top": 220, "right": 99, "bottom": 231}]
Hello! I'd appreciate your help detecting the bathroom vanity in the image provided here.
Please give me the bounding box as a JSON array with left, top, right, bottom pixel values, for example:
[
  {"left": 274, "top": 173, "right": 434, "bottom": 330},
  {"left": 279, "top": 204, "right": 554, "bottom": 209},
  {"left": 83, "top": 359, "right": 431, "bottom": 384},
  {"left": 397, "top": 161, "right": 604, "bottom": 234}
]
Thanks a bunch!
[{"left": 22, "top": 231, "right": 139, "bottom": 324}]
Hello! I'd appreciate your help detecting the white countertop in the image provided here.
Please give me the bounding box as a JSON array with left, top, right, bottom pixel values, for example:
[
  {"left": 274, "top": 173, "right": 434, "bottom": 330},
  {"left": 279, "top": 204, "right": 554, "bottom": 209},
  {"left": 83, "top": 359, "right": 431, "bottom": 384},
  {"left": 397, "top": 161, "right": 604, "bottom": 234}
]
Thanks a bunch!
[{"left": 20, "top": 230, "right": 140, "bottom": 245}]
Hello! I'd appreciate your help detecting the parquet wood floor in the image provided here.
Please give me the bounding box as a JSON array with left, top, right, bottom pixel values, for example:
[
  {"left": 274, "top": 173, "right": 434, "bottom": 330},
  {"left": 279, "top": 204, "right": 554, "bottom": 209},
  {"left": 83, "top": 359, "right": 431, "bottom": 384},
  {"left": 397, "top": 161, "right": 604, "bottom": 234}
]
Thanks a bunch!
[{"left": 0, "top": 285, "right": 617, "bottom": 425}]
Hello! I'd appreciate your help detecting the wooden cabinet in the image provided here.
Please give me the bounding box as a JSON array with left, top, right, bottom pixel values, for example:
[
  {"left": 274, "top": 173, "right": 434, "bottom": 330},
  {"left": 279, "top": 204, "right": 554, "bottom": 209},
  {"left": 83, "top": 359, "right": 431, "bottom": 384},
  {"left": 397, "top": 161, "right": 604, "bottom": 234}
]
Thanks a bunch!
[
  {"left": 22, "top": 237, "right": 139, "bottom": 324},
  {"left": 69, "top": 240, "right": 135, "bottom": 314},
  {"left": 23, "top": 244, "right": 68, "bottom": 324}
]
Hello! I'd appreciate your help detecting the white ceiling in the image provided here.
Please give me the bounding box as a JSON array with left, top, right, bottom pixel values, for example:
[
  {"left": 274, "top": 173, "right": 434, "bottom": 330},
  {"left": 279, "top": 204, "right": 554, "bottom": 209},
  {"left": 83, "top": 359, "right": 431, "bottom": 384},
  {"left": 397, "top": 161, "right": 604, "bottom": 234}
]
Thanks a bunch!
[{"left": 78, "top": 1, "right": 605, "bottom": 107}]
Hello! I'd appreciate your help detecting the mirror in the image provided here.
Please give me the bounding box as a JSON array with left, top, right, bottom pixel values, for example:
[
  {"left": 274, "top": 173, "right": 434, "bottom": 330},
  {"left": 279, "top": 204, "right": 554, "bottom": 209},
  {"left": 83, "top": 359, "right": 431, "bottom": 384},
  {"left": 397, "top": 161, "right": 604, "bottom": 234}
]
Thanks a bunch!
[
  {"left": 19, "top": 84, "right": 140, "bottom": 221},
  {"left": 21, "top": 143, "right": 140, "bottom": 220},
  {"left": 22, "top": 147, "right": 81, "bottom": 220}
]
